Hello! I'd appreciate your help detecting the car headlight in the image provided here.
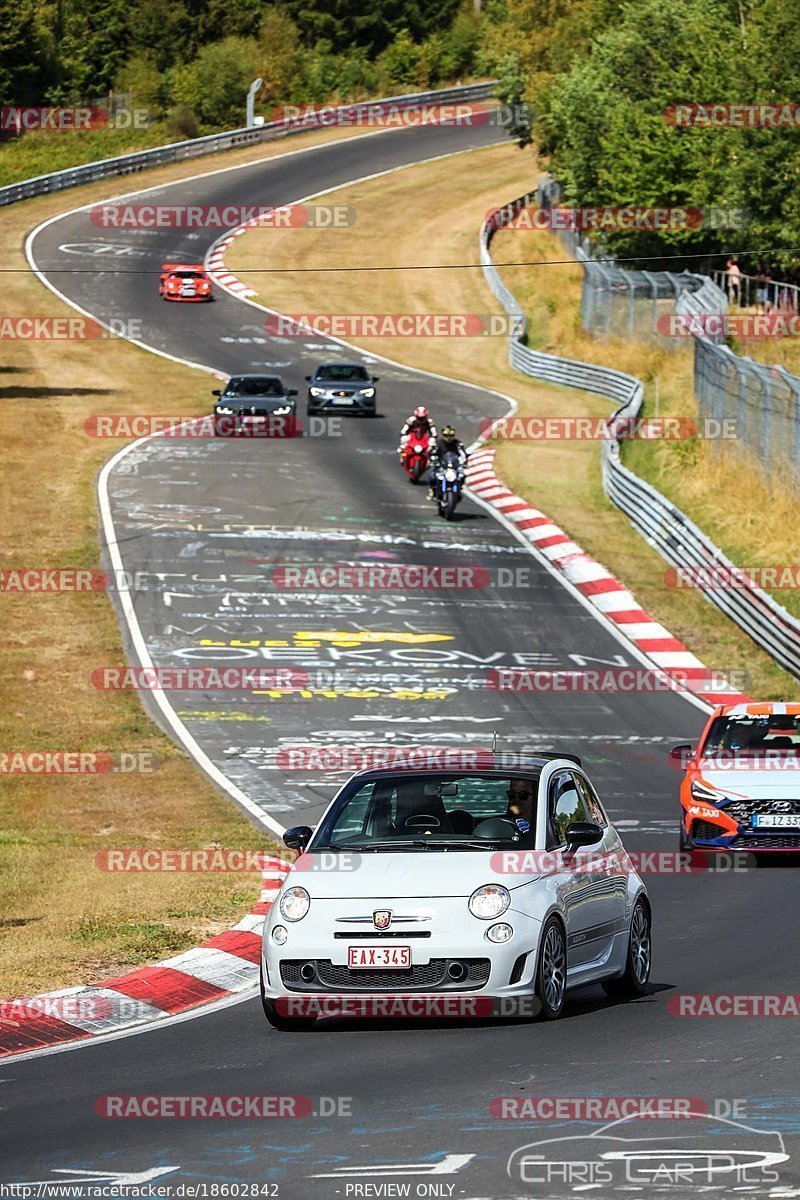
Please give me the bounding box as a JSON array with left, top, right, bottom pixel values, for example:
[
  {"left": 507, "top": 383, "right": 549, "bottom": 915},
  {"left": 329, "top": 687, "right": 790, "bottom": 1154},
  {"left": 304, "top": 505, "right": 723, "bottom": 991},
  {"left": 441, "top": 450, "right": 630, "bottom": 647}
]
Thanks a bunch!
[
  {"left": 690, "top": 780, "right": 726, "bottom": 803},
  {"left": 272, "top": 405, "right": 292, "bottom": 415},
  {"left": 359, "top": 388, "right": 375, "bottom": 398},
  {"left": 279, "top": 886, "right": 310, "bottom": 922},
  {"left": 309, "top": 387, "right": 325, "bottom": 397},
  {"left": 215, "top": 405, "right": 233, "bottom": 414},
  {"left": 468, "top": 884, "right": 510, "bottom": 920},
  {"left": 487, "top": 922, "right": 514, "bottom": 943}
]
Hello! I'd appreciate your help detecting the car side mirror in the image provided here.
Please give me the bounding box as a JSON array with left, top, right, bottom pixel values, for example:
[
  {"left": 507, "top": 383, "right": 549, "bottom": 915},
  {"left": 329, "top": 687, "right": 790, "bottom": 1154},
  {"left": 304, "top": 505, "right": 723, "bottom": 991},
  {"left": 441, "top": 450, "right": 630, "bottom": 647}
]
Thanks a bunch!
[
  {"left": 670, "top": 743, "right": 693, "bottom": 763},
  {"left": 288, "top": 389, "right": 298, "bottom": 397},
  {"left": 372, "top": 376, "right": 380, "bottom": 382},
  {"left": 283, "top": 825, "right": 313, "bottom": 852},
  {"left": 564, "top": 821, "right": 604, "bottom": 849},
  {"left": 304, "top": 375, "right": 311, "bottom": 381},
  {"left": 212, "top": 389, "right": 221, "bottom": 396}
]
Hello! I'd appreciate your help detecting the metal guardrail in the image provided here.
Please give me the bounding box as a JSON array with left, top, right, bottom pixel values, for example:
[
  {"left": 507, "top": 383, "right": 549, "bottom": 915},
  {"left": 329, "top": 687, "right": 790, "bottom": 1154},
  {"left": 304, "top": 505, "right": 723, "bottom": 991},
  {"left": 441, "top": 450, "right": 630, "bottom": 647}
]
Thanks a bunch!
[
  {"left": 480, "top": 194, "right": 800, "bottom": 681},
  {"left": 0, "top": 82, "right": 496, "bottom": 208}
]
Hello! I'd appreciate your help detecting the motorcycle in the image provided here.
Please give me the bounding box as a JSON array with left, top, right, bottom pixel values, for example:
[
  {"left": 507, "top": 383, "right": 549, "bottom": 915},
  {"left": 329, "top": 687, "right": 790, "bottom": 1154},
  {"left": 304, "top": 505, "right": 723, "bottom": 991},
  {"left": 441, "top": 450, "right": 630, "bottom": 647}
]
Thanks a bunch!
[
  {"left": 432, "top": 449, "right": 466, "bottom": 520},
  {"left": 400, "top": 430, "right": 431, "bottom": 484}
]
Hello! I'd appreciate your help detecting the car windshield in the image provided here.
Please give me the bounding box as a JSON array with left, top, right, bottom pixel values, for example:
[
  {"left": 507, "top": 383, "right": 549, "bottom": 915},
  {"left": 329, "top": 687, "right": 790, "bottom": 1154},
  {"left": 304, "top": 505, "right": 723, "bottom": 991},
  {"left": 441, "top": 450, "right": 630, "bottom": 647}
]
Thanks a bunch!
[
  {"left": 703, "top": 714, "right": 800, "bottom": 757},
  {"left": 225, "top": 377, "right": 284, "bottom": 397},
  {"left": 312, "top": 772, "right": 540, "bottom": 851},
  {"left": 173, "top": 271, "right": 203, "bottom": 279},
  {"left": 316, "top": 364, "right": 370, "bottom": 382}
]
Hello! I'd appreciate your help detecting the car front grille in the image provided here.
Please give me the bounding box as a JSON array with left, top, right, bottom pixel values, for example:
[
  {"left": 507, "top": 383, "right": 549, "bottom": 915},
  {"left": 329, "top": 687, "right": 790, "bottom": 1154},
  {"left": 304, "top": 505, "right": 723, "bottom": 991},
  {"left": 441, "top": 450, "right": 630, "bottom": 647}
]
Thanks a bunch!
[
  {"left": 691, "top": 819, "right": 728, "bottom": 840},
  {"left": 279, "top": 958, "right": 491, "bottom": 992},
  {"left": 721, "top": 798, "right": 800, "bottom": 822},
  {"left": 729, "top": 833, "right": 800, "bottom": 849}
]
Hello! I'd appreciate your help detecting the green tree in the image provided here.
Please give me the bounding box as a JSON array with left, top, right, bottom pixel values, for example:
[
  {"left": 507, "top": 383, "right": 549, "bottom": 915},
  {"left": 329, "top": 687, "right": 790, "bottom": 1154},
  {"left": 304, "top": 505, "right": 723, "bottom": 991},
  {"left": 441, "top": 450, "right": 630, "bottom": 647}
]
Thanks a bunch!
[
  {"left": 168, "top": 35, "right": 261, "bottom": 126},
  {"left": 0, "top": 0, "right": 47, "bottom": 105}
]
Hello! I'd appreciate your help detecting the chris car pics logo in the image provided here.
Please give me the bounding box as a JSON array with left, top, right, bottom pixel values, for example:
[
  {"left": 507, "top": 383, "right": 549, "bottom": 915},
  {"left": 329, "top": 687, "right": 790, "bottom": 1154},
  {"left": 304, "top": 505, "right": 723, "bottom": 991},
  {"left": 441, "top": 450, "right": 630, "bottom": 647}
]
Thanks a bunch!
[{"left": 507, "top": 1113, "right": 789, "bottom": 1188}]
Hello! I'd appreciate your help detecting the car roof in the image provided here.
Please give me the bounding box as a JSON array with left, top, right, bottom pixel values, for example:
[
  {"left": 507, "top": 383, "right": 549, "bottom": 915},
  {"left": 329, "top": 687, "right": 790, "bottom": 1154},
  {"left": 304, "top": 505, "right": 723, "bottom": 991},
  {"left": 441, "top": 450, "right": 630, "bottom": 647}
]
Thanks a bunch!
[
  {"left": 718, "top": 702, "right": 800, "bottom": 717},
  {"left": 344, "top": 755, "right": 582, "bottom": 783},
  {"left": 314, "top": 361, "right": 368, "bottom": 371},
  {"left": 227, "top": 374, "right": 284, "bottom": 383},
  {"left": 162, "top": 262, "right": 205, "bottom": 272}
]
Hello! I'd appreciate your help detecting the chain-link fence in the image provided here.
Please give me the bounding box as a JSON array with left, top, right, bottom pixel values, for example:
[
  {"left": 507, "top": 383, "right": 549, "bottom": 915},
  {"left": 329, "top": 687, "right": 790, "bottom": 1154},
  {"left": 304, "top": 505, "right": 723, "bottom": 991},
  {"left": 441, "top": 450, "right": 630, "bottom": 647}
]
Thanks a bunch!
[
  {"left": 533, "top": 177, "right": 800, "bottom": 478},
  {"left": 535, "top": 178, "right": 709, "bottom": 341}
]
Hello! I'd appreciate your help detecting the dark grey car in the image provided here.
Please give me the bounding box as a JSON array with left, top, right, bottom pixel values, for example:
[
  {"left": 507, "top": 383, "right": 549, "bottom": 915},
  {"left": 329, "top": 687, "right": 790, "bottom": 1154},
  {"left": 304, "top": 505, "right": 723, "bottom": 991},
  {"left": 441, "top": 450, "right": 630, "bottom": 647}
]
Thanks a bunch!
[
  {"left": 305, "top": 362, "right": 379, "bottom": 416},
  {"left": 212, "top": 375, "right": 298, "bottom": 421}
]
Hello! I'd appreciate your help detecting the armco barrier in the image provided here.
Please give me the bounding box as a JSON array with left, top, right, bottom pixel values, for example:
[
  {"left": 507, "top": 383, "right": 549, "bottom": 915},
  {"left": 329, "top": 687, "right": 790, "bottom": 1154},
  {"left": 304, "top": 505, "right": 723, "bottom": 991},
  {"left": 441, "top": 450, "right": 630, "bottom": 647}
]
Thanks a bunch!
[
  {"left": 481, "top": 195, "right": 800, "bottom": 681},
  {"left": 0, "top": 82, "right": 496, "bottom": 208}
]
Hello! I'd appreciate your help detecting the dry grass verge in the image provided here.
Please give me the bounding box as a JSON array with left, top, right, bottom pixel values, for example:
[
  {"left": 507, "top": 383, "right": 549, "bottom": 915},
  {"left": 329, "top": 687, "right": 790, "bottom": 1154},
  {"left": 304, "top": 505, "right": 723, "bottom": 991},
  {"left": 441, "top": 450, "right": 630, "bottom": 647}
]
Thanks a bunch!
[{"left": 0, "top": 123, "right": 374, "bottom": 996}]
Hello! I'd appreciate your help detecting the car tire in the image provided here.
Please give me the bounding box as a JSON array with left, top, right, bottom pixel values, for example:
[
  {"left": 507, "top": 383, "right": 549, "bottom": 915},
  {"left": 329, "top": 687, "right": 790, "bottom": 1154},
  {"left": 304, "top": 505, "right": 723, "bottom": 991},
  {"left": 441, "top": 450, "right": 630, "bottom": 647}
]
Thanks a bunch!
[
  {"left": 260, "top": 962, "right": 316, "bottom": 1031},
  {"left": 534, "top": 916, "right": 567, "bottom": 1020},
  {"left": 602, "top": 897, "right": 651, "bottom": 998}
]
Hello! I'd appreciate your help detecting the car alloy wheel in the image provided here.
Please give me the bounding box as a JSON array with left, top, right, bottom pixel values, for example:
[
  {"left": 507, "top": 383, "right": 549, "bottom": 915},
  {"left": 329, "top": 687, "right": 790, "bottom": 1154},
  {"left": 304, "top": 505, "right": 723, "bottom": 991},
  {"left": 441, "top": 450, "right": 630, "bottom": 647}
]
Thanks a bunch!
[
  {"left": 535, "top": 917, "right": 566, "bottom": 1019},
  {"left": 630, "top": 901, "right": 651, "bottom": 985},
  {"left": 602, "top": 897, "right": 651, "bottom": 998}
]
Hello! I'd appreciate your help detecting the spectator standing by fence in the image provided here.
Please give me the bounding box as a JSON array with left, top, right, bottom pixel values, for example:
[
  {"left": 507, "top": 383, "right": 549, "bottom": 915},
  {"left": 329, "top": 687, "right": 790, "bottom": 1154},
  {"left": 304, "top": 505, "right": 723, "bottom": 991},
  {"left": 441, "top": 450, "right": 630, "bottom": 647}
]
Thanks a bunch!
[{"left": 725, "top": 256, "right": 741, "bottom": 305}]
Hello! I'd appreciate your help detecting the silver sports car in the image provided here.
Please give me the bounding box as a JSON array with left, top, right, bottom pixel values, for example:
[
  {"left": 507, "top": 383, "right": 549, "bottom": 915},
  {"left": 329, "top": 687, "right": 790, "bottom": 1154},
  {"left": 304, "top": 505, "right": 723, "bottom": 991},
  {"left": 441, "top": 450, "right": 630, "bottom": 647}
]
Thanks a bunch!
[{"left": 260, "top": 756, "right": 651, "bottom": 1028}]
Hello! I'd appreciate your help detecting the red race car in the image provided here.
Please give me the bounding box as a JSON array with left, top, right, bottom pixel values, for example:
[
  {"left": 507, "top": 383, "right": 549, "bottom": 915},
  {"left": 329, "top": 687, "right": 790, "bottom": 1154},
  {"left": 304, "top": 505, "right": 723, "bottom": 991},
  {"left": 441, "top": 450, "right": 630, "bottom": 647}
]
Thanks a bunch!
[{"left": 159, "top": 262, "right": 213, "bottom": 302}]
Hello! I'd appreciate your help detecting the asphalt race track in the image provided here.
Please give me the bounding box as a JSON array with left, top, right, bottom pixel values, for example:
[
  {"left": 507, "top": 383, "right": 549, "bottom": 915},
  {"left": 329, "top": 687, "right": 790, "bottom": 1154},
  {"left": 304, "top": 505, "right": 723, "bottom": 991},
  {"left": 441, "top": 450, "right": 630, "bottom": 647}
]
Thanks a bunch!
[{"left": 6, "top": 119, "right": 800, "bottom": 1198}]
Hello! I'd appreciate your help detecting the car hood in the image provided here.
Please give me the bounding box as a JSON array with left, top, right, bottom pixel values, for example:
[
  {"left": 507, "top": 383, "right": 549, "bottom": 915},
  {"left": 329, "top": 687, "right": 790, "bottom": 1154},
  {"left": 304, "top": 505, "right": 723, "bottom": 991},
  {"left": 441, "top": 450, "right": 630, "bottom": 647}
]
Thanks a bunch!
[
  {"left": 217, "top": 396, "right": 291, "bottom": 412},
  {"left": 288, "top": 849, "right": 529, "bottom": 899},
  {"left": 696, "top": 761, "right": 800, "bottom": 798}
]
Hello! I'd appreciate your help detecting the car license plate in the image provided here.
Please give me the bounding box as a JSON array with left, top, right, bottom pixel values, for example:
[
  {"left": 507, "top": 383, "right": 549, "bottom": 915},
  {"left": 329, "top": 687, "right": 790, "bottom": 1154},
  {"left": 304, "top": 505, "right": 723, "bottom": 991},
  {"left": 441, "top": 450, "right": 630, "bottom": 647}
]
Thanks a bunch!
[
  {"left": 347, "top": 945, "right": 411, "bottom": 969},
  {"left": 753, "top": 813, "right": 800, "bottom": 828},
  {"left": 332, "top": 397, "right": 353, "bottom": 405}
]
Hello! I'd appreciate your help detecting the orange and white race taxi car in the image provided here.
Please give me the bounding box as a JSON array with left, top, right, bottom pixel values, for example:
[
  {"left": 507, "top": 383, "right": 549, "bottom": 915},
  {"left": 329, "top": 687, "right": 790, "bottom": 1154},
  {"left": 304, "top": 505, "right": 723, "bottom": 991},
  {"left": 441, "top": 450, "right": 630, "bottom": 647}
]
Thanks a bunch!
[
  {"left": 159, "top": 262, "right": 213, "bottom": 302},
  {"left": 673, "top": 702, "right": 800, "bottom": 853}
]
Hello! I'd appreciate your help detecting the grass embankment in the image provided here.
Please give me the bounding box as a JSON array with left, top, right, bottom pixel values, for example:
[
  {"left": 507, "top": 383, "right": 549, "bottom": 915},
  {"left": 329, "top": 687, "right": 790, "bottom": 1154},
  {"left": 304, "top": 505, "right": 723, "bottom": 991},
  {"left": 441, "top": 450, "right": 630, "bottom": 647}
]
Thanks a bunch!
[
  {"left": 226, "top": 139, "right": 798, "bottom": 700},
  {"left": 0, "top": 120, "right": 374, "bottom": 997}
]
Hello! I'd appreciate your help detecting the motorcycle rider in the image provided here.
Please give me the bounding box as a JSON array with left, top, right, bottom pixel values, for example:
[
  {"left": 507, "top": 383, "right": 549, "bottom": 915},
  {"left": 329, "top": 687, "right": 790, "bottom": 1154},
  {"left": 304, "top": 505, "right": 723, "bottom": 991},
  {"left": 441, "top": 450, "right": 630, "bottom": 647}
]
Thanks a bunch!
[
  {"left": 398, "top": 406, "right": 437, "bottom": 460},
  {"left": 428, "top": 424, "right": 468, "bottom": 499}
]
